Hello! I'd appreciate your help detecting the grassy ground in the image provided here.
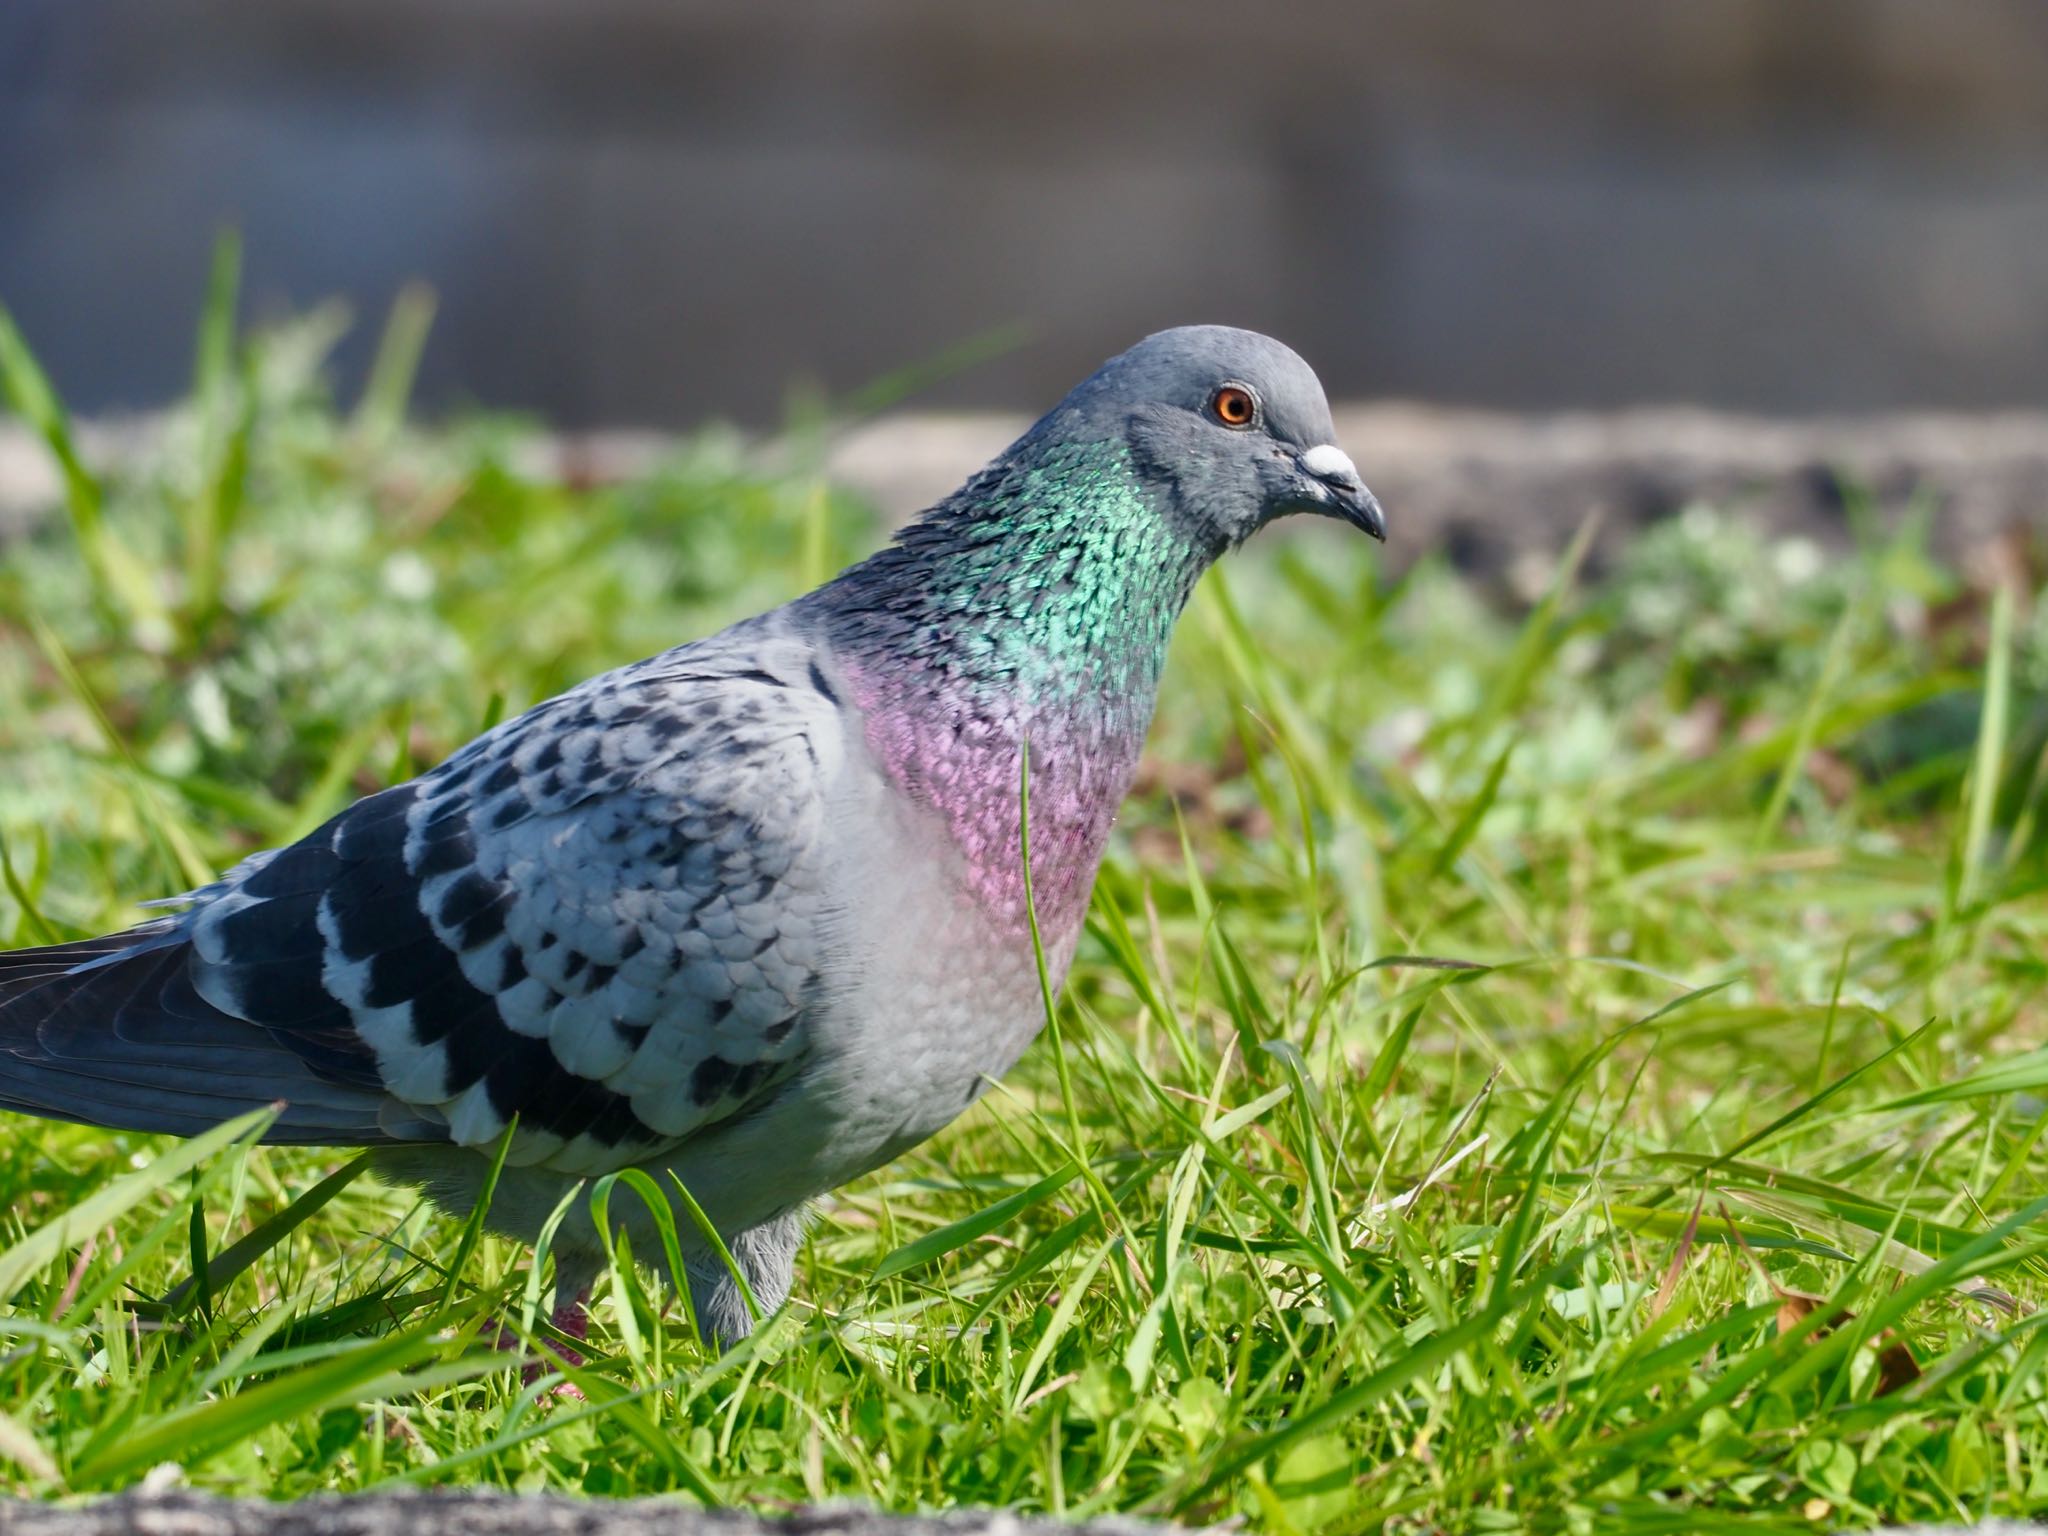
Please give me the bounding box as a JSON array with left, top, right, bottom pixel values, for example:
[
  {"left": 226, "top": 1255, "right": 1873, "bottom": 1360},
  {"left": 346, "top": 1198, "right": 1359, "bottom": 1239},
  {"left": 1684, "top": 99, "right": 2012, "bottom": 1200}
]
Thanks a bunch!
[{"left": 2, "top": 269, "right": 2048, "bottom": 1531}]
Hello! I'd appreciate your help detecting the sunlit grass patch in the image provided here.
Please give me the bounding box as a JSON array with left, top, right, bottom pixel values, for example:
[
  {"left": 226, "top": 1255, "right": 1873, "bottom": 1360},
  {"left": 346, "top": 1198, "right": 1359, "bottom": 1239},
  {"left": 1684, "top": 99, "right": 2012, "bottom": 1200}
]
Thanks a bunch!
[{"left": 1, "top": 266, "right": 2047, "bottom": 1529}]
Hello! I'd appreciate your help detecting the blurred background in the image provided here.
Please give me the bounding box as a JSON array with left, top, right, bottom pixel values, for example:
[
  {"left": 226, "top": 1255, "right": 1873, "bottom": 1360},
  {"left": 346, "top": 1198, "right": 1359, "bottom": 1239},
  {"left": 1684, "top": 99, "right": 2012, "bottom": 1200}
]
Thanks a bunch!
[{"left": 4, "top": 0, "right": 2048, "bottom": 427}]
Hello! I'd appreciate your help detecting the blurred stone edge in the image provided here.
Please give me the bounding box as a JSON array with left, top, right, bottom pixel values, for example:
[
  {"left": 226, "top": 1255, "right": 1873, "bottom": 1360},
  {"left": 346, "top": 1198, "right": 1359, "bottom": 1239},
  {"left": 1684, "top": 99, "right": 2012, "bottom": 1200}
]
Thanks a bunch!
[
  {"left": 7, "top": 406, "right": 2047, "bottom": 596},
  {"left": 0, "top": 1489, "right": 2032, "bottom": 1535},
  {"left": 0, "top": 1491, "right": 1167, "bottom": 1536}
]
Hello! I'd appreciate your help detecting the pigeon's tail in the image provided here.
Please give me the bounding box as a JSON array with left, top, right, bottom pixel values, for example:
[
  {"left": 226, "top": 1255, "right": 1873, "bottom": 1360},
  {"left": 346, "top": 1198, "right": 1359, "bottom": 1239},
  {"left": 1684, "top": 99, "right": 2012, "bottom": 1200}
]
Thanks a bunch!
[{"left": 0, "top": 926, "right": 436, "bottom": 1145}]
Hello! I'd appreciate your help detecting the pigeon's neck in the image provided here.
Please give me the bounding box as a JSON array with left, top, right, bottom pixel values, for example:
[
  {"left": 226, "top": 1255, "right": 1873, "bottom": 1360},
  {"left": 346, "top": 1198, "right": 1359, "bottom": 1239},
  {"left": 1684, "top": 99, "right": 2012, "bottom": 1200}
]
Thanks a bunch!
[{"left": 808, "top": 438, "right": 1214, "bottom": 940}]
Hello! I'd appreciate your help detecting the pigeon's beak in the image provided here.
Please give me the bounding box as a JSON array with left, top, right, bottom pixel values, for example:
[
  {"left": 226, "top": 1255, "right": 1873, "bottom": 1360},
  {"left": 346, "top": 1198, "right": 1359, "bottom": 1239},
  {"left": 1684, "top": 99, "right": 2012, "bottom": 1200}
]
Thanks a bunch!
[{"left": 1295, "top": 444, "right": 1387, "bottom": 542}]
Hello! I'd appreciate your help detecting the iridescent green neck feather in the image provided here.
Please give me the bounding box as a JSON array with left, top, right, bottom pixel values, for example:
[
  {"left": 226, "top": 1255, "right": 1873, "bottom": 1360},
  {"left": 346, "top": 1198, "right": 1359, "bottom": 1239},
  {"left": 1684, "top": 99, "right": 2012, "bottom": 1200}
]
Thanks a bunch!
[{"left": 806, "top": 438, "right": 1216, "bottom": 939}]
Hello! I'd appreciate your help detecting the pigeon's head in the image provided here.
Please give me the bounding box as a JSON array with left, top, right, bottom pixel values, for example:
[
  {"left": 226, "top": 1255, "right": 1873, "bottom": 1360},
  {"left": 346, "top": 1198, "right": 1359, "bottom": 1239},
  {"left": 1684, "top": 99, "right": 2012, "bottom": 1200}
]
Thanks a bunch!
[{"left": 1053, "top": 325, "right": 1385, "bottom": 549}]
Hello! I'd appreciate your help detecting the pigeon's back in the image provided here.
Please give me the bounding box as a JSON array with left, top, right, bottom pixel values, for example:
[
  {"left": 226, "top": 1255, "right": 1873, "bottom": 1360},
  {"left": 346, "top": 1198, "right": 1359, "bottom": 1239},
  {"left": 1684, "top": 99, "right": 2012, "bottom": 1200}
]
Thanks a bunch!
[{"left": 0, "top": 610, "right": 851, "bottom": 1177}]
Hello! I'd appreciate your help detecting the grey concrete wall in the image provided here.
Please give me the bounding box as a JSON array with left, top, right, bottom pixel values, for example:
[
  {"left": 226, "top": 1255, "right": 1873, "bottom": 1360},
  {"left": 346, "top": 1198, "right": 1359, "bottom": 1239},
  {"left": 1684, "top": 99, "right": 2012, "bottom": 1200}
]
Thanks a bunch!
[{"left": 3, "top": 1, "right": 2048, "bottom": 425}]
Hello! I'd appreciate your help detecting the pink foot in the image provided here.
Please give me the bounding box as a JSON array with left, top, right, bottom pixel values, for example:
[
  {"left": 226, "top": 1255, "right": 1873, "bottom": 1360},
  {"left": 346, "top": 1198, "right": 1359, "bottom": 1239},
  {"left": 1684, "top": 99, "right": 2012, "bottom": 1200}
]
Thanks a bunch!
[
  {"left": 491, "top": 1290, "right": 591, "bottom": 1393},
  {"left": 542, "top": 1294, "right": 590, "bottom": 1364},
  {"left": 525, "top": 1297, "right": 590, "bottom": 1398}
]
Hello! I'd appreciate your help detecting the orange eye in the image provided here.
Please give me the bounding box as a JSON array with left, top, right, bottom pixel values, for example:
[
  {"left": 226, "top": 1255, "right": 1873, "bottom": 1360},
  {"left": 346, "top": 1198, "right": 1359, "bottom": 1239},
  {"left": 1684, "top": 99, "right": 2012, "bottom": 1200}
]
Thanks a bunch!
[{"left": 1211, "top": 384, "right": 1257, "bottom": 427}]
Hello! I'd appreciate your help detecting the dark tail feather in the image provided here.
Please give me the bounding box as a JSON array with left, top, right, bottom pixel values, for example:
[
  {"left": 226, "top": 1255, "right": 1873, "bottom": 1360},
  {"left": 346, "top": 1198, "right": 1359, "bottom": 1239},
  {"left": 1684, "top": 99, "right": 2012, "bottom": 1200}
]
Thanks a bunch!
[{"left": 0, "top": 929, "right": 441, "bottom": 1144}]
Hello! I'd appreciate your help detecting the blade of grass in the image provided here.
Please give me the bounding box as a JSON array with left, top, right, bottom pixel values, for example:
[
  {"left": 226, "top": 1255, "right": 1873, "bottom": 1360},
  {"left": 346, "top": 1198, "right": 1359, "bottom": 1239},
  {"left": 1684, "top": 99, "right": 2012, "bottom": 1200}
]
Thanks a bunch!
[
  {"left": 352, "top": 281, "right": 437, "bottom": 445},
  {"left": 0, "top": 1107, "right": 273, "bottom": 1306},
  {"left": 1956, "top": 581, "right": 2013, "bottom": 914},
  {"left": 432, "top": 1117, "right": 518, "bottom": 1321},
  {"left": 666, "top": 1171, "right": 760, "bottom": 1335},
  {"left": 1753, "top": 597, "right": 1858, "bottom": 851},
  {"left": 874, "top": 1161, "right": 1081, "bottom": 1280},
  {"left": 73, "top": 1320, "right": 508, "bottom": 1485},
  {"left": 161, "top": 1154, "right": 372, "bottom": 1315}
]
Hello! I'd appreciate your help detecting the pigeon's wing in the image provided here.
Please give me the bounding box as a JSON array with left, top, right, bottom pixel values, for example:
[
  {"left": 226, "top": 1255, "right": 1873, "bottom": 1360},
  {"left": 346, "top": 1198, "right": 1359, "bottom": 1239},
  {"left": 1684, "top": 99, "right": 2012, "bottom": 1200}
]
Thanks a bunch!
[
  {"left": 0, "top": 623, "right": 847, "bottom": 1173},
  {"left": 0, "top": 921, "right": 430, "bottom": 1142}
]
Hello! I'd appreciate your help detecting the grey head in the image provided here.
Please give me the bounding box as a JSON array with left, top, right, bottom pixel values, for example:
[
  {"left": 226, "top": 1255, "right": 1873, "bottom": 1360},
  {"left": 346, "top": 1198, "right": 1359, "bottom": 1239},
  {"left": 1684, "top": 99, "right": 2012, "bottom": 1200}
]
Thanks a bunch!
[{"left": 1040, "top": 324, "right": 1385, "bottom": 549}]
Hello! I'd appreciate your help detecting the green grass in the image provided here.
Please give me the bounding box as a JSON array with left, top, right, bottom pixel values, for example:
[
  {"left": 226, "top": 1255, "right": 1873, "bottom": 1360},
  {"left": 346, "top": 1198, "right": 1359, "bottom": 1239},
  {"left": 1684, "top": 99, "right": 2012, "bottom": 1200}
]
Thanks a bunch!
[{"left": 3, "top": 270, "right": 2048, "bottom": 1530}]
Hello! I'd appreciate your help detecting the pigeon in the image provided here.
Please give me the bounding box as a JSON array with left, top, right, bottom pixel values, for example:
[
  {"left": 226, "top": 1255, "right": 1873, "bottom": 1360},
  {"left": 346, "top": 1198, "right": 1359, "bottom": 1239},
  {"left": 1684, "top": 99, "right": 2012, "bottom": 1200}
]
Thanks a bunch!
[{"left": 0, "top": 326, "right": 1383, "bottom": 1347}]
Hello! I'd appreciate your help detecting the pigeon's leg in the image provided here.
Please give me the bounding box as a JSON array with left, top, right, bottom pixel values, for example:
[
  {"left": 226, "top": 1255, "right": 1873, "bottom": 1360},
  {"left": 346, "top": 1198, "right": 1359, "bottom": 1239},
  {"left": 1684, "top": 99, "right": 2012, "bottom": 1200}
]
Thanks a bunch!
[
  {"left": 516, "top": 1300, "right": 591, "bottom": 1390},
  {"left": 687, "top": 1208, "right": 809, "bottom": 1350},
  {"left": 494, "top": 1250, "right": 600, "bottom": 1389},
  {"left": 520, "top": 1289, "right": 592, "bottom": 1391},
  {"left": 547, "top": 1290, "right": 592, "bottom": 1356}
]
